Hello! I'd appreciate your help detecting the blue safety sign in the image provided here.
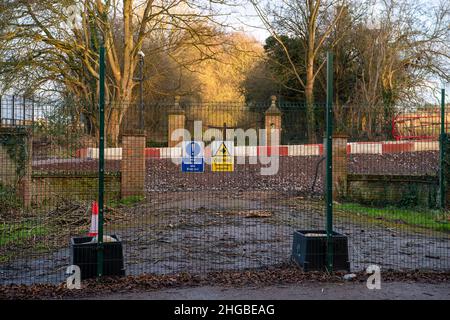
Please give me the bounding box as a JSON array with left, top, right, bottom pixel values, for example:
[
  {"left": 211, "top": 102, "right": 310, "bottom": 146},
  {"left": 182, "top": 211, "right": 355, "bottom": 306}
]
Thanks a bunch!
[{"left": 182, "top": 141, "right": 205, "bottom": 173}]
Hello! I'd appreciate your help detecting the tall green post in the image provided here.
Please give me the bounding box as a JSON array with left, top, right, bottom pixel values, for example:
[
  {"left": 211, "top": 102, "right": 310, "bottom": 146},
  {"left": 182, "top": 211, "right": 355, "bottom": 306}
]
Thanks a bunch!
[
  {"left": 325, "top": 52, "right": 334, "bottom": 272},
  {"left": 97, "top": 46, "right": 106, "bottom": 277},
  {"left": 440, "top": 88, "right": 446, "bottom": 210}
]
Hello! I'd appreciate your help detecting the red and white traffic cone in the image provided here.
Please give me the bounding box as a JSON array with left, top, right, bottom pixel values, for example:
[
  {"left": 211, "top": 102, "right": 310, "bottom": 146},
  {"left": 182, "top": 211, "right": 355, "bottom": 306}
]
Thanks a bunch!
[{"left": 88, "top": 201, "right": 99, "bottom": 237}]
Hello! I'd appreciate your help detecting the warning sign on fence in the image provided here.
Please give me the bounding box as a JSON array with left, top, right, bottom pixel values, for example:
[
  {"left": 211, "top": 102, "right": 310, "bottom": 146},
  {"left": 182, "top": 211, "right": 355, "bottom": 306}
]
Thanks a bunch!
[
  {"left": 182, "top": 141, "right": 205, "bottom": 173},
  {"left": 211, "top": 141, "right": 234, "bottom": 172}
]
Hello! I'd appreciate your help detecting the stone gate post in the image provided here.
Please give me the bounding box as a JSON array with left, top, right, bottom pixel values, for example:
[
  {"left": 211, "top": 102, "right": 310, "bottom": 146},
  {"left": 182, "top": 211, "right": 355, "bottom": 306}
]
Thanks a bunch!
[
  {"left": 324, "top": 134, "right": 348, "bottom": 200},
  {"left": 168, "top": 96, "right": 186, "bottom": 148},
  {"left": 264, "top": 96, "right": 282, "bottom": 146}
]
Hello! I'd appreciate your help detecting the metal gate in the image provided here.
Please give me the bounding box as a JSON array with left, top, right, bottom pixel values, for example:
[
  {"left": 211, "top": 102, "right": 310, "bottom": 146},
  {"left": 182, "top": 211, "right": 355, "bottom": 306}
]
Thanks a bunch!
[{"left": 118, "top": 99, "right": 327, "bottom": 276}]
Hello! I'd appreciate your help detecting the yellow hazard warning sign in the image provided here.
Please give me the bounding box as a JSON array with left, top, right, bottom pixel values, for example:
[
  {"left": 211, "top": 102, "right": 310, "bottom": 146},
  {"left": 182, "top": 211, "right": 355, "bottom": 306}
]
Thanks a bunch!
[{"left": 211, "top": 141, "right": 234, "bottom": 172}]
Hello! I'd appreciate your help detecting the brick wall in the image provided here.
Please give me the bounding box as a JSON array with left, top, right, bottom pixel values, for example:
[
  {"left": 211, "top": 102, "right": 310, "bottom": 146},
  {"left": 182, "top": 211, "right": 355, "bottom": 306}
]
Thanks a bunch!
[{"left": 121, "top": 135, "right": 146, "bottom": 198}]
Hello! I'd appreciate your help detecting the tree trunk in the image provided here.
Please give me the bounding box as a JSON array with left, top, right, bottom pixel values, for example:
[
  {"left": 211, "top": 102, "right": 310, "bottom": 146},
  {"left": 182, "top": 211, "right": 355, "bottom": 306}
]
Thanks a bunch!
[
  {"left": 305, "top": 58, "right": 316, "bottom": 143},
  {"left": 107, "top": 88, "right": 133, "bottom": 146},
  {"left": 107, "top": 108, "right": 121, "bottom": 147}
]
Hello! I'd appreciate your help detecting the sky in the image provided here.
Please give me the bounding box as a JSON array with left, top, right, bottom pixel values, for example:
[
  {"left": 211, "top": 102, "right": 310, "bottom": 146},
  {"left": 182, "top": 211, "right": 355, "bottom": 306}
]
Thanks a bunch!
[
  {"left": 210, "top": 1, "right": 270, "bottom": 43},
  {"left": 212, "top": 0, "right": 448, "bottom": 104}
]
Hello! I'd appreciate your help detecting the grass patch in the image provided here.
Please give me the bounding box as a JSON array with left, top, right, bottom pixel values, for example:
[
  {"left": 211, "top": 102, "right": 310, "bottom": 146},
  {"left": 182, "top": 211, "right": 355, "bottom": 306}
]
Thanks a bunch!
[
  {"left": 108, "top": 195, "right": 144, "bottom": 208},
  {"left": 336, "top": 203, "right": 450, "bottom": 232},
  {"left": 0, "top": 183, "right": 21, "bottom": 214},
  {"left": 146, "top": 140, "right": 168, "bottom": 148},
  {"left": 0, "top": 200, "right": 133, "bottom": 263},
  {"left": 0, "top": 220, "right": 51, "bottom": 246}
]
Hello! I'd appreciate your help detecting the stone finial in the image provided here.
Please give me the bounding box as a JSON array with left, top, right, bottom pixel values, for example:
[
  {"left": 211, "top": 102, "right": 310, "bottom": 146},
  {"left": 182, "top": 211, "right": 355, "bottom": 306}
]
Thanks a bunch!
[
  {"left": 169, "top": 95, "right": 185, "bottom": 115},
  {"left": 265, "top": 95, "right": 281, "bottom": 115},
  {"left": 271, "top": 95, "right": 277, "bottom": 105}
]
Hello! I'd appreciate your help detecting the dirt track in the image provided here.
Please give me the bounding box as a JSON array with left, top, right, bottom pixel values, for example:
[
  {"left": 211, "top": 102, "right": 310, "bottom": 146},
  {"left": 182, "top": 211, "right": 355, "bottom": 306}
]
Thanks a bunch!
[{"left": 1, "top": 191, "right": 449, "bottom": 285}]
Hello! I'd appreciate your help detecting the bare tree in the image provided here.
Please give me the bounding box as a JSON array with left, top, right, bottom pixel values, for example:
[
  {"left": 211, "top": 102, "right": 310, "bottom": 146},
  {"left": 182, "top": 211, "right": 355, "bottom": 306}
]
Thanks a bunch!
[
  {"left": 352, "top": 0, "right": 450, "bottom": 139},
  {"left": 0, "top": 0, "right": 227, "bottom": 145},
  {"left": 249, "top": 0, "right": 450, "bottom": 141},
  {"left": 250, "top": 0, "right": 348, "bottom": 142}
]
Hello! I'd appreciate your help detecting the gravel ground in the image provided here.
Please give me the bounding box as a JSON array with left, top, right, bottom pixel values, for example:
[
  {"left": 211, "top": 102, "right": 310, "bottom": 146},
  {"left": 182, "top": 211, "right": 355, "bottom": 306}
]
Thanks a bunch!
[
  {"left": 145, "top": 157, "right": 326, "bottom": 194},
  {"left": 349, "top": 151, "right": 438, "bottom": 175},
  {"left": 33, "top": 151, "right": 439, "bottom": 175}
]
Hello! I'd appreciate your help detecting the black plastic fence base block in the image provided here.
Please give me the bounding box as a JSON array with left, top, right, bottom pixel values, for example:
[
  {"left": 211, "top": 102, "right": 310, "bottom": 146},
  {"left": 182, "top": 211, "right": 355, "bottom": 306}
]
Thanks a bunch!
[
  {"left": 70, "top": 235, "right": 126, "bottom": 280},
  {"left": 291, "top": 230, "right": 350, "bottom": 272}
]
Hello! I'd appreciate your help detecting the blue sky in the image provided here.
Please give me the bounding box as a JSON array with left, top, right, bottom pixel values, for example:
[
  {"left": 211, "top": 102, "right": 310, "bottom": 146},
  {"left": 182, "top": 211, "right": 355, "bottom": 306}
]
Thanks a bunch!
[{"left": 210, "top": 1, "right": 270, "bottom": 43}]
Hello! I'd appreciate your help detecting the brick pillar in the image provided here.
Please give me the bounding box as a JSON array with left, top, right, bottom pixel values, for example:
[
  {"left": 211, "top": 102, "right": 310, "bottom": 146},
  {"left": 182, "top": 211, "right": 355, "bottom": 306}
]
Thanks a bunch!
[
  {"left": 168, "top": 96, "right": 186, "bottom": 148},
  {"left": 265, "top": 96, "right": 282, "bottom": 146},
  {"left": 121, "top": 134, "right": 146, "bottom": 198},
  {"left": 324, "top": 134, "right": 348, "bottom": 200}
]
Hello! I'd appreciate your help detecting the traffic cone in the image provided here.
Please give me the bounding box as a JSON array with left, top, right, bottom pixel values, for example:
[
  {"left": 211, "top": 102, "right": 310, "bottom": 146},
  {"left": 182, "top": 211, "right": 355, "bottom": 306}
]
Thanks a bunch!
[{"left": 88, "top": 201, "right": 99, "bottom": 237}]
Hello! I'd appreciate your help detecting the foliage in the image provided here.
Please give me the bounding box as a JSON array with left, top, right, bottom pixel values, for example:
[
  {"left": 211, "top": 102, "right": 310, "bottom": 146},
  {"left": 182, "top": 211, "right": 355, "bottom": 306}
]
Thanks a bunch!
[
  {"left": 399, "top": 185, "right": 420, "bottom": 208},
  {"left": 33, "top": 100, "right": 84, "bottom": 148},
  {"left": 0, "top": 220, "right": 50, "bottom": 247},
  {"left": 0, "top": 0, "right": 230, "bottom": 145},
  {"left": 192, "top": 33, "right": 264, "bottom": 103},
  {"left": 108, "top": 196, "right": 144, "bottom": 209},
  {"left": 260, "top": 36, "right": 307, "bottom": 102},
  {"left": 1, "top": 0, "right": 449, "bottom": 144},
  {"left": 0, "top": 183, "right": 21, "bottom": 215},
  {"left": 337, "top": 203, "right": 450, "bottom": 233},
  {"left": 247, "top": 0, "right": 450, "bottom": 141},
  {"left": 0, "top": 130, "right": 28, "bottom": 178},
  {"left": 146, "top": 140, "right": 168, "bottom": 148}
]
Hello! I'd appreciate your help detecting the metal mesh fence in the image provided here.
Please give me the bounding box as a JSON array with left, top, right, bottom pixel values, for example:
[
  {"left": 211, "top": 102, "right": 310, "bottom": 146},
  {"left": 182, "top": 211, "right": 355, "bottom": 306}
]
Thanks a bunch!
[
  {"left": 0, "top": 97, "right": 449, "bottom": 285},
  {"left": 334, "top": 104, "right": 449, "bottom": 271},
  {"left": 0, "top": 96, "right": 36, "bottom": 127}
]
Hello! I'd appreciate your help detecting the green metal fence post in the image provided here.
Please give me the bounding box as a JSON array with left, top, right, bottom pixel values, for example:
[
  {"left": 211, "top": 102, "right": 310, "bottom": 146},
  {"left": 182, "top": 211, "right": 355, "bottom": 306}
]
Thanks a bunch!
[
  {"left": 440, "top": 88, "right": 446, "bottom": 210},
  {"left": 97, "top": 46, "right": 106, "bottom": 278},
  {"left": 326, "top": 52, "right": 334, "bottom": 272}
]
